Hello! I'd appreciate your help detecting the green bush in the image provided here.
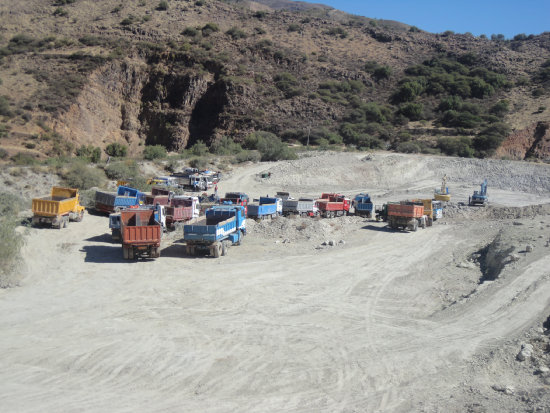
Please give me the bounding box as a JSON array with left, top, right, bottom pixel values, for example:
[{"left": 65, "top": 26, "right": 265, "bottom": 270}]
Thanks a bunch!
[
  {"left": 373, "top": 66, "right": 391, "bottom": 81},
  {"left": 0, "top": 95, "right": 12, "bottom": 117},
  {"left": 210, "top": 136, "right": 243, "bottom": 155},
  {"left": 62, "top": 162, "right": 106, "bottom": 190},
  {"left": 201, "top": 23, "right": 220, "bottom": 37},
  {"left": 53, "top": 7, "right": 68, "bottom": 16},
  {"left": 489, "top": 100, "right": 509, "bottom": 117},
  {"left": 398, "top": 103, "right": 424, "bottom": 121},
  {"left": 0, "top": 148, "right": 7, "bottom": 159},
  {"left": 274, "top": 72, "right": 302, "bottom": 98},
  {"left": 76, "top": 145, "right": 101, "bottom": 163},
  {"left": 156, "top": 1, "right": 168, "bottom": 11},
  {"left": 324, "top": 27, "right": 348, "bottom": 38},
  {"left": 0, "top": 193, "right": 25, "bottom": 288},
  {"left": 233, "top": 150, "right": 261, "bottom": 164},
  {"left": 437, "top": 137, "right": 474, "bottom": 157},
  {"left": 104, "top": 160, "right": 138, "bottom": 180},
  {"left": 105, "top": 142, "right": 127, "bottom": 157},
  {"left": 182, "top": 27, "right": 198, "bottom": 37},
  {"left": 10, "top": 152, "right": 36, "bottom": 165},
  {"left": 396, "top": 142, "right": 421, "bottom": 153},
  {"left": 244, "top": 131, "right": 296, "bottom": 161},
  {"left": 189, "top": 156, "right": 209, "bottom": 170},
  {"left": 226, "top": 27, "right": 247, "bottom": 40},
  {"left": 143, "top": 144, "right": 167, "bottom": 160},
  {"left": 189, "top": 141, "right": 209, "bottom": 157},
  {"left": 287, "top": 24, "right": 300, "bottom": 32}
]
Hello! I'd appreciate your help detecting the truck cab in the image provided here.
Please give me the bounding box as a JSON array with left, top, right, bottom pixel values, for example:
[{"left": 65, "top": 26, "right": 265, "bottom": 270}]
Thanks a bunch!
[
  {"left": 221, "top": 192, "right": 249, "bottom": 214},
  {"left": 171, "top": 195, "right": 201, "bottom": 218}
]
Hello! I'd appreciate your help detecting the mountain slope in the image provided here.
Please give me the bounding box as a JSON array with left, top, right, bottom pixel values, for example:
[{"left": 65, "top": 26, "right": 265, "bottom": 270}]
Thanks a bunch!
[{"left": 0, "top": 0, "right": 548, "bottom": 160}]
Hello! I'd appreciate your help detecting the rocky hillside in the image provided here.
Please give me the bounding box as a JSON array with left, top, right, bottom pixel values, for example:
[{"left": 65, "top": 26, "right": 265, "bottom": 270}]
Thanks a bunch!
[{"left": 0, "top": 0, "right": 549, "bottom": 161}]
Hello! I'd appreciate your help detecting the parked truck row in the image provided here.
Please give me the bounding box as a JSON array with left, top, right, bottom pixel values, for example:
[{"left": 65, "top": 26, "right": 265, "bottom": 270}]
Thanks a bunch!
[{"left": 33, "top": 177, "right": 487, "bottom": 262}]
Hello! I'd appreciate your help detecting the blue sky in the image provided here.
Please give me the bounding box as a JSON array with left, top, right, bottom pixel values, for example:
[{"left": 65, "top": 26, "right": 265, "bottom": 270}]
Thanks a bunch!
[{"left": 299, "top": 0, "right": 549, "bottom": 39}]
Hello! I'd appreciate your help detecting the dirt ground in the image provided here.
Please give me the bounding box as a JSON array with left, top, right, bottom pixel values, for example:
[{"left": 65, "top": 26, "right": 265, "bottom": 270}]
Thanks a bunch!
[{"left": 1, "top": 152, "right": 550, "bottom": 412}]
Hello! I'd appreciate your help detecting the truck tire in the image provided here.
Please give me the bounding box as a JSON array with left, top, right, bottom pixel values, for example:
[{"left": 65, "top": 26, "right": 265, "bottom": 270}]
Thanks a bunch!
[
  {"left": 123, "top": 246, "right": 129, "bottom": 260},
  {"left": 412, "top": 221, "right": 418, "bottom": 232},
  {"left": 221, "top": 242, "right": 227, "bottom": 256},
  {"left": 75, "top": 211, "right": 84, "bottom": 222},
  {"left": 63, "top": 216, "right": 69, "bottom": 228},
  {"left": 213, "top": 243, "right": 221, "bottom": 258}
]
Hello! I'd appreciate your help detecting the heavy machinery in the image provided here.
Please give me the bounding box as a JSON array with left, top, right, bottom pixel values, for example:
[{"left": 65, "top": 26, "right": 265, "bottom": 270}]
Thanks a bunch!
[
  {"left": 32, "top": 187, "right": 85, "bottom": 228},
  {"left": 411, "top": 199, "right": 443, "bottom": 226},
  {"left": 469, "top": 179, "right": 488, "bottom": 206},
  {"left": 353, "top": 193, "right": 375, "bottom": 218},
  {"left": 387, "top": 202, "right": 427, "bottom": 231},
  {"left": 434, "top": 175, "right": 451, "bottom": 202},
  {"left": 316, "top": 193, "right": 351, "bottom": 218},
  {"left": 184, "top": 205, "right": 246, "bottom": 258},
  {"left": 247, "top": 196, "right": 282, "bottom": 220},
  {"left": 121, "top": 208, "right": 162, "bottom": 259},
  {"left": 95, "top": 186, "right": 143, "bottom": 214}
]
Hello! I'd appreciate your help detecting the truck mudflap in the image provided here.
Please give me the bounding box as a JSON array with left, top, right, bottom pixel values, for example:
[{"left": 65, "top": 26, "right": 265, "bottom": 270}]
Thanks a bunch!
[{"left": 123, "top": 244, "right": 160, "bottom": 259}]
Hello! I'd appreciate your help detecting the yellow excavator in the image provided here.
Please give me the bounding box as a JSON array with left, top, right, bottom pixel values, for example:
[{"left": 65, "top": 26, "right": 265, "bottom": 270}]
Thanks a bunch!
[{"left": 434, "top": 175, "right": 451, "bottom": 201}]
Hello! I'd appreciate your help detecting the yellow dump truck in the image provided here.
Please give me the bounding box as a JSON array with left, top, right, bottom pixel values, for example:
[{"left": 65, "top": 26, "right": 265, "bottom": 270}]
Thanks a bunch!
[
  {"left": 32, "top": 186, "right": 85, "bottom": 229},
  {"left": 412, "top": 199, "right": 443, "bottom": 226}
]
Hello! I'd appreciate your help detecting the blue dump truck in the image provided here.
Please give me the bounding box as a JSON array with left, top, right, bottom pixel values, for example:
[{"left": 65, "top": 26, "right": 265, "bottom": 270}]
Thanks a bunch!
[
  {"left": 184, "top": 205, "right": 246, "bottom": 258},
  {"left": 247, "top": 196, "right": 282, "bottom": 220},
  {"left": 95, "top": 186, "right": 143, "bottom": 214},
  {"left": 353, "top": 193, "right": 375, "bottom": 218}
]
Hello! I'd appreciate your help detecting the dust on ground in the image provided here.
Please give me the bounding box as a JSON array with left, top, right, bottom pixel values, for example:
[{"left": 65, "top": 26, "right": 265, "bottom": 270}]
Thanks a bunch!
[{"left": 1, "top": 151, "right": 549, "bottom": 413}]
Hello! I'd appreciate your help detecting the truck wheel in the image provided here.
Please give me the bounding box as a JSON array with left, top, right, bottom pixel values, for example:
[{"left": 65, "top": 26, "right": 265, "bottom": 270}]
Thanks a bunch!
[
  {"left": 63, "top": 217, "right": 69, "bottom": 228},
  {"left": 412, "top": 221, "right": 418, "bottom": 232},
  {"left": 123, "top": 247, "right": 129, "bottom": 260},
  {"left": 213, "top": 243, "right": 221, "bottom": 258},
  {"left": 32, "top": 217, "right": 39, "bottom": 227},
  {"left": 221, "top": 242, "right": 227, "bottom": 256}
]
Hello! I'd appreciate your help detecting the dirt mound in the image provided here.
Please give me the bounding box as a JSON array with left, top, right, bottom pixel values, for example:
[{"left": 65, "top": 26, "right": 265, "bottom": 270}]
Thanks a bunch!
[
  {"left": 247, "top": 214, "right": 364, "bottom": 244},
  {"left": 443, "top": 203, "right": 550, "bottom": 221}
]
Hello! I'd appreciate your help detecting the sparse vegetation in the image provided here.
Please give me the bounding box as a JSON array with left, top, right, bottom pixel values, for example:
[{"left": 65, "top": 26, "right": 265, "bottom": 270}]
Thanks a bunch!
[
  {"left": 105, "top": 143, "right": 128, "bottom": 158},
  {"left": 201, "top": 23, "right": 220, "bottom": 37},
  {"left": 62, "top": 161, "right": 106, "bottom": 189},
  {"left": 226, "top": 27, "right": 247, "bottom": 40},
  {"left": 0, "top": 193, "right": 25, "bottom": 288},
  {"left": 156, "top": 1, "right": 168, "bottom": 11},
  {"left": 143, "top": 144, "right": 167, "bottom": 160},
  {"left": 76, "top": 145, "right": 101, "bottom": 163},
  {"left": 244, "top": 131, "right": 297, "bottom": 161}
]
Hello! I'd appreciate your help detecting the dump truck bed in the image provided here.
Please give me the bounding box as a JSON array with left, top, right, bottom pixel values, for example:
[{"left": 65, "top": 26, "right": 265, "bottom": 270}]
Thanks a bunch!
[
  {"left": 32, "top": 187, "right": 81, "bottom": 217},
  {"left": 387, "top": 203, "right": 424, "bottom": 218},
  {"left": 121, "top": 210, "right": 161, "bottom": 246}
]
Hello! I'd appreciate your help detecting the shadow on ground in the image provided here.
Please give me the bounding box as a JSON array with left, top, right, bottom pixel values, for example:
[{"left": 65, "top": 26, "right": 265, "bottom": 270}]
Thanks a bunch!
[
  {"left": 85, "top": 233, "right": 114, "bottom": 243},
  {"left": 81, "top": 245, "right": 125, "bottom": 263}
]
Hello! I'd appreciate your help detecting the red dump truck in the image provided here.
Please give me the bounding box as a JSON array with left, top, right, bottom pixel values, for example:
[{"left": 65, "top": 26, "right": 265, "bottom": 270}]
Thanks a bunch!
[
  {"left": 143, "top": 186, "right": 173, "bottom": 206},
  {"left": 165, "top": 196, "right": 200, "bottom": 229},
  {"left": 387, "top": 202, "right": 427, "bottom": 231},
  {"left": 316, "top": 193, "right": 351, "bottom": 218},
  {"left": 121, "top": 209, "right": 162, "bottom": 259}
]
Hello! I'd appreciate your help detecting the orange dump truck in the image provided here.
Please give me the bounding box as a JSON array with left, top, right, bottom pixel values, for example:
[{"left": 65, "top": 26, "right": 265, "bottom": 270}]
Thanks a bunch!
[
  {"left": 387, "top": 202, "right": 426, "bottom": 231},
  {"left": 32, "top": 186, "right": 85, "bottom": 229},
  {"left": 121, "top": 209, "right": 162, "bottom": 259}
]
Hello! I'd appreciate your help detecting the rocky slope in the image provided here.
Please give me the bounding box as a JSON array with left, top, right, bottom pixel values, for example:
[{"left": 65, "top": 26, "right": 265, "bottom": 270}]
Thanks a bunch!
[{"left": 0, "top": 0, "right": 549, "bottom": 160}]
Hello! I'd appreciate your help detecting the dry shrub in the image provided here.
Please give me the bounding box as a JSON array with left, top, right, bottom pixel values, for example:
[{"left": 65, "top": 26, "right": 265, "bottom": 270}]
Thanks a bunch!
[{"left": 0, "top": 193, "right": 25, "bottom": 288}]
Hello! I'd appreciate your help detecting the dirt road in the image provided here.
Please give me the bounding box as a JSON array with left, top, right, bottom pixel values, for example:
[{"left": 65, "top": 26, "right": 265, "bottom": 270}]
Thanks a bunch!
[{"left": 1, "top": 152, "right": 549, "bottom": 412}]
